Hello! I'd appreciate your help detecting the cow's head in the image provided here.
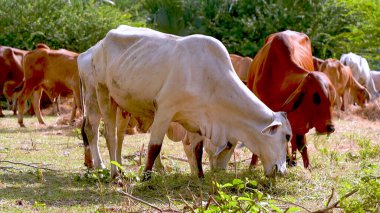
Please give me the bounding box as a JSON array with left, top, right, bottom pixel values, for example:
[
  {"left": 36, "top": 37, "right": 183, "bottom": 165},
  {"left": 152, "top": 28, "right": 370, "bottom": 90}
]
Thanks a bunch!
[
  {"left": 257, "top": 111, "right": 292, "bottom": 177},
  {"left": 353, "top": 86, "right": 371, "bottom": 108},
  {"left": 206, "top": 111, "right": 291, "bottom": 177},
  {"left": 282, "top": 72, "right": 336, "bottom": 135}
]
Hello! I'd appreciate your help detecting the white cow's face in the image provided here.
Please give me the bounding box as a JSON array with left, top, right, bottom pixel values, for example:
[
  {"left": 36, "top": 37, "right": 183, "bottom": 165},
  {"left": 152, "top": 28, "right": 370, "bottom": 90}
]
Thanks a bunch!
[{"left": 258, "top": 112, "right": 292, "bottom": 177}]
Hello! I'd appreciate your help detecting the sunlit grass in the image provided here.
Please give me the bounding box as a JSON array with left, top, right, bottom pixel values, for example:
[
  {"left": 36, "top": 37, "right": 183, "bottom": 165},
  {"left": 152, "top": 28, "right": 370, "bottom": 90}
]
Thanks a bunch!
[{"left": 0, "top": 109, "right": 379, "bottom": 212}]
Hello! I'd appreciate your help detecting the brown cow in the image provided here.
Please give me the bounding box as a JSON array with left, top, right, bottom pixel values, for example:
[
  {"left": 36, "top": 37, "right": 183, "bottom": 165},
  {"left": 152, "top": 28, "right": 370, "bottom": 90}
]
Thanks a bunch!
[
  {"left": 16, "top": 44, "right": 81, "bottom": 127},
  {"left": 247, "top": 30, "right": 336, "bottom": 169},
  {"left": 320, "top": 59, "right": 370, "bottom": 111},
  {"left": 0, "top": 46, "right": 27, "bottom": 116},
  {"left": 229, "top": 54, "right": 253, "bottom": 84},
  {"left": 313, "top": 56, "right": 325, "bottom": 71}
]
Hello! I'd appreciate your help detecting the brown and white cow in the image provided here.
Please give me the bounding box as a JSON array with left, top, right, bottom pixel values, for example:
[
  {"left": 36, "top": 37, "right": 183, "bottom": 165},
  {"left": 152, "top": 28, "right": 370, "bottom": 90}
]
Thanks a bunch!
[
  {"left": 229, "top": 54, "right": 253, "bottom": 84},
  {"left": 247, "top": 30, "right": 336, "bottom": 169},
  {"left": 78, "top": 25, "right": 292, "bottom": 179},
  {"left": 16, "top": 44, "right": 81, "bottom": 127},
  {"left": 319, "top": 58, "right": 370, "bottom": 111}
]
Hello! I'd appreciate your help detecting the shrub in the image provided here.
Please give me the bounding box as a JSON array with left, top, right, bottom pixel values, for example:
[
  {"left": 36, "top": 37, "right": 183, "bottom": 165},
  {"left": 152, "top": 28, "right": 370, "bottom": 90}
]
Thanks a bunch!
[{"left": 0, "top": 0, "right": 144, "bottom": 52}]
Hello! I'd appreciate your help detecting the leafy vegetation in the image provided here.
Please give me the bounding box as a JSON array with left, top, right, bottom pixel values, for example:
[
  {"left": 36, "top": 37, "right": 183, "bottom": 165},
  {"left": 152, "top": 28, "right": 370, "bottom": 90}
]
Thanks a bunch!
[{"left": 0, "top": 0, "right": 144, "bottom": 52}]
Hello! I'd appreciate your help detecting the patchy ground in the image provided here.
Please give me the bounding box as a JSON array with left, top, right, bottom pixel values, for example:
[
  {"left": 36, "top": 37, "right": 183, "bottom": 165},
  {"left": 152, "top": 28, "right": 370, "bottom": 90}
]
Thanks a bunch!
[{"left": 0, "top": 99, "right": 379, "bottom": 212}]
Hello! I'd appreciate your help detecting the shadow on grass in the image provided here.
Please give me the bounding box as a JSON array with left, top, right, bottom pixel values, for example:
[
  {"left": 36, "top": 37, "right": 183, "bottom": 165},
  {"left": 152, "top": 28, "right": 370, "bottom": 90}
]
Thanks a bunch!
[
  {"left": 0, "top": 123, "right": 77, "bottom": 136},
  {"left": 0, "top": 166, "right": 305, "bottom": 209}
]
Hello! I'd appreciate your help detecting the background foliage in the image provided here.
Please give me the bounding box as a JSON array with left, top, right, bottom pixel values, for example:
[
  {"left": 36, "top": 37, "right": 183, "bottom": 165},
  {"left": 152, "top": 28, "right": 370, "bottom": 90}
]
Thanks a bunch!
[{"left": 0, "top": 0, "right": 378, "bottom": 68}]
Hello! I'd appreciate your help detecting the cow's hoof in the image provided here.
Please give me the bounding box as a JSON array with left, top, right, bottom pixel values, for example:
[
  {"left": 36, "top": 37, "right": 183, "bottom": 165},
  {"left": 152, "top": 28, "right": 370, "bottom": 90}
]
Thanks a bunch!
[
  {"left": 287, "top": 159, "right": 297, "bottom": 167},
  {"left": 19, "top": 123, "right": 26, "bottom": 128},
  {"left": 142, "top": 171, "right": 152, "bottom": 181}
]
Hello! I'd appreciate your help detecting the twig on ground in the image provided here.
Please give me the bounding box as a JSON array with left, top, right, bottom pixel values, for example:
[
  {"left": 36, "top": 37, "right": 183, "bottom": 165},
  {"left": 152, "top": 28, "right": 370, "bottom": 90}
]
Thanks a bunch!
[
  {"left": 161, "top": 155, "right": 209, "bottom": 165},
  {"left": 117, "top": 189, "right": 163, "bottom": 212},
  {"left": 0, "top": 160, "right": 57, "bottom": 171},
  {"left": 233, "top": 151, "right": 237, "bottom": 179},
  {"left": 179, "top": 194, "right": 196, "bottom": 213},
  {"left": 311, "top": 188, "right": 359, "bottom": 213},
  {"left": 228, "top": 158, "right": 251, "bottom": 165},
  {"left": 205, "top": 195, "right": 212, "bottom": 210},
  {"left": 210, "top": 195, "right": 221, "bottom": 208},
  {"left": 272, "top": 198, "right": 312, "bottom": 213},
  {"left": 326, "top": 188, "right": 335, "bottom": 207}
]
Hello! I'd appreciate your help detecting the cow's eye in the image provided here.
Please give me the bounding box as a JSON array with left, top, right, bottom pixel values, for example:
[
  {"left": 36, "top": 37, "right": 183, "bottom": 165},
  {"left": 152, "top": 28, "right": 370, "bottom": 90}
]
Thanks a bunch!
[
  {"left": 286, "top": 134, "right": 291, "bottom": 142},
  {"left": 313, "top": 92, "right": 321, "bottom": 105}
]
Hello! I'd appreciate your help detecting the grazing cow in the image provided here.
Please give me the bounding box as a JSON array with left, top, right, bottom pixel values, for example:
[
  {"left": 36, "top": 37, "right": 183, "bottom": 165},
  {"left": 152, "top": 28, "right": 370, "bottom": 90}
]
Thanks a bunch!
[
  {"left": 313, "top": 56, "right": 325, "bottom": 71},
  {"left": 319, "top": 59, "right": 370, "bottom": 111},
  {"left": 370, "top": 71, "right": 380, "bottom": 91},
  {"left": 247, "top": 30, "right": 336, "bottom": 169},
  {"left": 16, "top": 44, "right": 81, "bottom": 127},
  {"left": 340, "top": 52, "right": 380, "bottom": 100},
  {"left": 229, "top": 54, "right": 253, "bottom": 84},
  {"left": 78, "top": 25, "right": 292, "bottom": 179},
  {"left": 0, "top": 46, "right": 27, "bottom": 116}
]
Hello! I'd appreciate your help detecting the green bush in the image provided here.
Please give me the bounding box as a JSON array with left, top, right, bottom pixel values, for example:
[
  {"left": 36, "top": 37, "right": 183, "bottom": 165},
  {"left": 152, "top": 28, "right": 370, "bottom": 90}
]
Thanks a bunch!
[
  {"left": 0, "top": 0, "right": 144, "bottom": 52},
  {"left": 141, "top": 0, "right": 380, "bottom": 69}
]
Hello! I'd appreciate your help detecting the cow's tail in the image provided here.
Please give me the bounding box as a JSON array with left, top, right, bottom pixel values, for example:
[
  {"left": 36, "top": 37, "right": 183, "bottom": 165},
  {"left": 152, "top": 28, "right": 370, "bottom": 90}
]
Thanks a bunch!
[
  {"left": 78, "top": 71, "right": 89, "bottom": 146},
  {"left": 13, "top": 80, "right": 25, "bottom": 94}
]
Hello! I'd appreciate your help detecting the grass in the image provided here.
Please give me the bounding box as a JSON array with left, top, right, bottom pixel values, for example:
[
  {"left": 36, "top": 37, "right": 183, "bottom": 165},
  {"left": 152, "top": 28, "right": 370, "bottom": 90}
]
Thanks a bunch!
[{"left": 0, "top": 107, "right": 379, "bottom": 212}]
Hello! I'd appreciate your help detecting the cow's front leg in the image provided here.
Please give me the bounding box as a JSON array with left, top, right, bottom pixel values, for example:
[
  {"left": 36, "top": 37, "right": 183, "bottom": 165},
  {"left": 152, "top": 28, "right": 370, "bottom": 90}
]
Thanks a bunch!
[
  {"left": 288, "top": 135, "right": 298, "bottom": 167},
  {"left": 296, "top": 134, "right": 310, "bottom": 169}
]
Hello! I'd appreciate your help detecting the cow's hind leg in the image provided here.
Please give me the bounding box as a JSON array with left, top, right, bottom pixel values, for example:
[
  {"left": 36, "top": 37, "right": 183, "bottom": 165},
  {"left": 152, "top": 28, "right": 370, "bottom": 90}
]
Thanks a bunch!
[
  {"left": 181, "top": 132, "right": 204, "bottom": 178},
  {"left": 116, "top": 108, "right": 129, "bottom": 167},
  {"left": 17, "top": 86, "right": 36, "bottom": 127},
  {"left": 96, "top": 84, "right": 118, "bottom": 178},
  {"left": 31, "top": 88, "right": 45, "bottom": 125},
  {"left": 143, "top": 110, "right": 173, "bottom": 181}
]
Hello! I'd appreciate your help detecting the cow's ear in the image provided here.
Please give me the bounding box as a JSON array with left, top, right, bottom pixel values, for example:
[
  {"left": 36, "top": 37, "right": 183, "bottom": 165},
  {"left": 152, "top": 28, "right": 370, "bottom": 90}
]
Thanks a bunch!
[
  {"left": 282, "top": 91, "right": 304, "bottom": 112},
  {"left": 261, "top": 120, "right": 282, "bottom": 135}
]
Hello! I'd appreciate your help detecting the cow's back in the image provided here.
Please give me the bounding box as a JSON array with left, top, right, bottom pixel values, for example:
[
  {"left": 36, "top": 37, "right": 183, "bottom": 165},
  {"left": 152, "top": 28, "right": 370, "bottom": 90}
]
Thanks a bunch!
[
  {"left": 92, "top": 26, "right": 236, "bottom": 117},
  {"left": 247, "top": 30, "right": 313, "bottom": 110}
]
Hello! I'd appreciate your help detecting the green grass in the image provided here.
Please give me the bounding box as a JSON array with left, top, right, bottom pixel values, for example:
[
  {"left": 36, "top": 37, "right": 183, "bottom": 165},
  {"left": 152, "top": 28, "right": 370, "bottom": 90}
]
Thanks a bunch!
[{"left": 0, "top": 110, "right": 379, "bottom": 212}]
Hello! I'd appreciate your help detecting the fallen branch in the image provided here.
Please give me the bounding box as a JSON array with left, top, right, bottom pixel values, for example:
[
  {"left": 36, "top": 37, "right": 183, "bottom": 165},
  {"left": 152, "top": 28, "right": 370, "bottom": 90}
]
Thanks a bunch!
[
  {"left": 0, "top": 160, "right": 57, "bottom": 171},
  {"left": 228, "top": 158, "right": 251, "bottom": 165},
  {"left": 179, "top": 194, "right": 195, "bottom": 213},
  {"left": 272, "top": 198, "right": 312, "bottom": 212},
  {"left": 326, "top": 188, "right": 335, "bottom": 207},
  {"left": 117, "top": 189, "right": 163, "bottom": 212},
  {"left": 312, "top": 188, "right": 359, "bottom": 213}
]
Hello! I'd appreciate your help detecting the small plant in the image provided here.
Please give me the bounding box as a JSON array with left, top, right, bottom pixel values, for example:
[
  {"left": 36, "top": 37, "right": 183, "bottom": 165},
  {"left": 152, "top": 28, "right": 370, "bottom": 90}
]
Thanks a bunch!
[
  {"left": 196, "top": 178, "right": 300, "bottom": 212},
  {"left": 339, "top": 164, "right": 380, "bottom": 212}
]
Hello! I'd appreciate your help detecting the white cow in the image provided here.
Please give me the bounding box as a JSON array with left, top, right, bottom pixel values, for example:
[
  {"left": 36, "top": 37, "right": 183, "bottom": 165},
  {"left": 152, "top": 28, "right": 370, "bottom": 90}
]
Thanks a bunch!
[
  {"left": 340, "top": 52, "right": 379, "bottom": 100},
  {"left": 78, "top": 25, "right": 292, "bottom": 179}
]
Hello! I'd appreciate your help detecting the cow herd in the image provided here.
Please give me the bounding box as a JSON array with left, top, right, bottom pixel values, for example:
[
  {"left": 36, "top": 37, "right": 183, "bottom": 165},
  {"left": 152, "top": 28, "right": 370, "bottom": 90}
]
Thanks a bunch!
[{"left": 1, "top": 26, "right": 379, "bottom": 180}]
